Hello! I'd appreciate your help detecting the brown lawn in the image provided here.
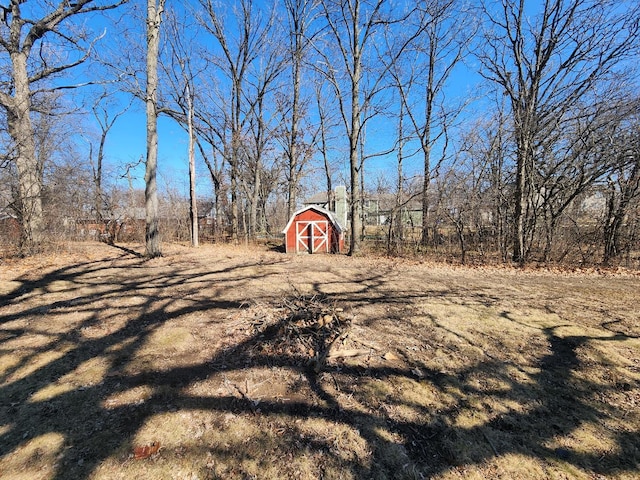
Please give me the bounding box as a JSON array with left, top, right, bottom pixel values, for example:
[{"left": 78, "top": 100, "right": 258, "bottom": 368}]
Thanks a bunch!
[{"left": 0, "top": 242, "right": 639, "bottom": 479}]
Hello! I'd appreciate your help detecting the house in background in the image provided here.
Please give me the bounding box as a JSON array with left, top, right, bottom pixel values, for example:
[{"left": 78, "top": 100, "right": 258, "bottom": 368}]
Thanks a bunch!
[
  {"left": 303, "top": 185, "right": 348, "bottom": 229},
  {"left": 368, "top": 194, "right": 423, "bottom": 227},
  {"left": 304, "top": 186, "right": 423, "bottom": 228}
]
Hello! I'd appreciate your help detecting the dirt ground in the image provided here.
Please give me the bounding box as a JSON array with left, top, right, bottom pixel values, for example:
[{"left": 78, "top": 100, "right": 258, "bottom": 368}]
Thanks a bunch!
[{"left": 0, "top": 242, "right": 639, "bottom": 479}]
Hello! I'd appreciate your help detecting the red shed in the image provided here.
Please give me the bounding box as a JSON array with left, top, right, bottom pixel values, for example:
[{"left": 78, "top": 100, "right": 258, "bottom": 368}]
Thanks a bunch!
[{"left": 282, "top": 206, "right": 344, "bottom": 254}]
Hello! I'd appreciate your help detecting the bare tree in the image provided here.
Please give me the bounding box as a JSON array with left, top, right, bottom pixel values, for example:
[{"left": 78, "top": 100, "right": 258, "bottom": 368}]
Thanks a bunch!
[
  {"left": 194, "top": 124, "right": 225, "bottom": 239},
  {"left": 385, "top": 0, "right": 473, "bottom": 248},
  {"left": 312, "top": 72, "right": 340, "bottom": 214},
  {"left": 478, "top": 0, "right": 640, "bottom": 263},
  {"left": 88, "top": 90, "right": 131, "bottom": 227},
  {"left": 185, "top": 70, "right": 199, "bottom": 247},
  {"left": 282, "top": 0, "right": 317, "bottom": 218},
  {"left": 186, "top": 73, "right": 226, "bottom": 239},
  {"left": 602, "top": 105, "right": 640, "bottom": 264},
  {"left": 386, "top": 88, "right": 408, "bottom": 253},
  {"left": 240, "top": 7, "right": 286, "bottom": 240},
  {"left": 317, "top": 0, "right": 420, "bottom": 254},
  {"left": 463, "top": 100, "right": 513, "bottom": 262},
  {"left": 161, "top": 7, "right": 208, "bottom": 248},
  {"left": 317, "top": 0, "right": 371, "bottom": 254},
  {"left": 198, "top": 0, "right": 271, "bottom": 242},
  {"left": 0, "top": 0, "right": 125, "bottom": 254},
  {"left": 533, "top": 91, "right": 637, "bottom": 262}
]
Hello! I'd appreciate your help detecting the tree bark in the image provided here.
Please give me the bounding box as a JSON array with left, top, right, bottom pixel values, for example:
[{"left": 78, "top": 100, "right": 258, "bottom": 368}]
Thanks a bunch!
[
  {"left": 145, "top": 0, "right": 165, "bottom": 258},
  {"left": 186, "top": 81, "right": 199, "bottom": 247},
  {"left": 9, "top": 51, "right": 43, "bottom": 254},
  {"left": 348, "top": 2, "right": 363, "bottom": 255},
  {"left": 287, "top": 8, "right": 302, "bottom": 219},
  {"left": 512, "top": 141, "right": 529, "bottom": 264},
  {"left": 419, "top": 39, "right": 435, "bottom": 247},
  {"left": 315, "top": 80, "right": 333, "bottom": 211},
  {"left": 95, "top": 134, "right": 104, "bottom": 223}
]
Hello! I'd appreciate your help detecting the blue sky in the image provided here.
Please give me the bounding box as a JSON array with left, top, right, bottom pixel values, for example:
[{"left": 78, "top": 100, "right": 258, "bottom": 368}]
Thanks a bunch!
[
  {"left": 8, "top": 0, "right": 637, "bottom": 205},
  {"left": 104, "top": 109, "right": 196, "bottom": 193}
]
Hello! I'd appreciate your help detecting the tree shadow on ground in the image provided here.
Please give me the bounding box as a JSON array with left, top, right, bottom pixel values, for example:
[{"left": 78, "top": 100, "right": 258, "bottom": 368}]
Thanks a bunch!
[{"left": 0, "top": 246, "right": 638, "bottom": 479}]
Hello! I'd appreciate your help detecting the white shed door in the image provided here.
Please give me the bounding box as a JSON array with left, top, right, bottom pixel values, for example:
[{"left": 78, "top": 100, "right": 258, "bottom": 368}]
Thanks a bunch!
[{"left": 296, "top": 220, "right": 329, "bottom": 253}]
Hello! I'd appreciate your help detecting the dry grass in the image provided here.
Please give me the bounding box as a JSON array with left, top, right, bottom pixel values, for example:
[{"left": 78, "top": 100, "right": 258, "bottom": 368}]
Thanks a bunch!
[{"left": 0, "top": 242, "right": 639, "bottom": 479}]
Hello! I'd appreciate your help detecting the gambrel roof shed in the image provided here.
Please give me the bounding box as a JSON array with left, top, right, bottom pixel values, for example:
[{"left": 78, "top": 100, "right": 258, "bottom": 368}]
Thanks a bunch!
[{"left": 282, "top": 206, "right": 344, "bottom": 254}]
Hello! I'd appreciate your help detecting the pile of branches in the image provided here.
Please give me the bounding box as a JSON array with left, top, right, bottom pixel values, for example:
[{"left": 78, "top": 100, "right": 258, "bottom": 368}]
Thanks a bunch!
[{"left": 251, "top": 294, "right": 351, "bottom": 371}]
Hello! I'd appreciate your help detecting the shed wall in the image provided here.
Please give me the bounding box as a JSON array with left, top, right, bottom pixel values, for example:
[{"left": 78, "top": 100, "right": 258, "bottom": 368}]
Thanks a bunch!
[{"left": 284, "top": 208, "right": 343, "bottom": 254}]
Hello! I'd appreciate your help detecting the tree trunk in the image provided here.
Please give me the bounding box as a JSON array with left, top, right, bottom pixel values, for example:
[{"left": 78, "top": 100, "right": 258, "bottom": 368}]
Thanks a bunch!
[
  {"left": 230, "top": 141, "right": 239, "bottom": 243},
  {"left": 316, "top": 83, "right": 333, "bottom": 210},
  {"left": 542, "top": 210, "right": 557, "bottom": 263},
  {"left": 455, "top": 220, "right": 466, "bottom": 265},
  {"left": 198, "top": 141, "right": 222, "bottom": 240},
  {"left": 95, "top": 133, "right": 105, "bottom": 223},
  {"left": 394, "top": 97, "right": 405, "bottom": 253},
  {"left": 250, "top": 167, "right": 260, "bottom": 240},
  {"left": 349, "top": 6, "right": 362, "bottom": 255},
  {"left": 186, "top": 82, "right": 199, "bottom": 247},
  {"left": 287, "top": 46, "right": 301, "bottom": 219},
  {"left": 9, "top": 52, "right": 44, "bottom": 254},
  {"left": 420, "top": 162, "right": 430, "bottom": 246},
  {"left": 604, "top": 160, "right": 640, "bottom": 264},
  {"left": 230, "top": 79, "right": 241, "bottom": 243},
  {"left": 513, "top": 153, "right": 527, "bottom": 264},
  {"left": 145, "top": 0, "right": 165, "bottom": 258},
  {"left": 349, "top": 114, "right": 362, "bottom": 254},
  {"left": 420, "top": 42, "right": 435, "bottom": 247}
]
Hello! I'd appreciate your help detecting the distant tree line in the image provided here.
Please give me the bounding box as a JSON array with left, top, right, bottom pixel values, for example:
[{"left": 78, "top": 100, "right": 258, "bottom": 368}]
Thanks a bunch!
[{"left": 0, "top": 0, "right": 638, "bottom": 266}]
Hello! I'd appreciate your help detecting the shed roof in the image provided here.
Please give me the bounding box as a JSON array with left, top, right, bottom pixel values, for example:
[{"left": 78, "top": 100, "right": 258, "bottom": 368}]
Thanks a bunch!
[{"left": 282, "top": 205, "right": 344, "bottom": 234}]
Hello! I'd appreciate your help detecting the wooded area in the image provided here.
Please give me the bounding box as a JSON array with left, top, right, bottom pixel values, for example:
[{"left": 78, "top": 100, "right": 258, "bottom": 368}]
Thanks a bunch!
[{"left": 1, "top": 0, "right": 639, "bottom": 266}]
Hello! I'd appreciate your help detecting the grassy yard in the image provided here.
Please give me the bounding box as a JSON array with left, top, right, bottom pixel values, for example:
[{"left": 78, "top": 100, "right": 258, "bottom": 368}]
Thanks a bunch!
[{"left": 0, "top": 242, "right": 638, "bottom": 479}]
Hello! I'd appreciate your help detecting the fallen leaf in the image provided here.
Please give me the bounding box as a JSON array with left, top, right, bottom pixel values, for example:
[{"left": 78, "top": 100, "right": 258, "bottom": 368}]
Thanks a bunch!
[
  {"left": 133, "top": 441, "right": 160, "bottom": 460},
  {"left": 382, "top": 351, "right": 399, "bottom": 361}
]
